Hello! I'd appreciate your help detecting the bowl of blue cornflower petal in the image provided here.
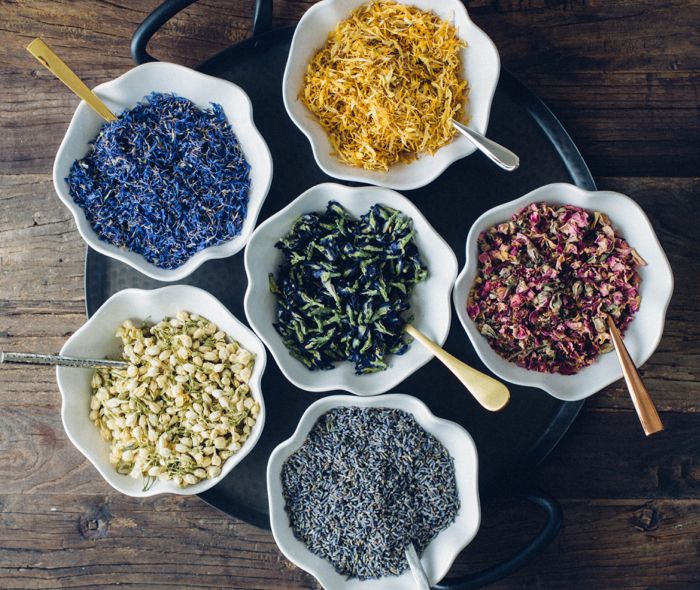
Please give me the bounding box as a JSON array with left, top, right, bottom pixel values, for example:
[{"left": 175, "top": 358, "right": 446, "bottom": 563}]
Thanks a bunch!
[
  {"left": 53, "top": 61, "right": 273, "bottom": 281},
  {"left": 244, "top": 183, "right": 459, "bottom": 396},
  {"left": 267, "top": 393, "right": 480, "bottom": 589}
]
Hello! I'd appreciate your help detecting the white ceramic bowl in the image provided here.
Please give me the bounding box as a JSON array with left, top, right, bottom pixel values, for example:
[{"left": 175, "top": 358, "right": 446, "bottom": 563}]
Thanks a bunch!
[
  {"left": 244, "top": 183, "right": 458, "bottom": 395},
  {"left": 53, "top": 61, "right": 273, "bottom": 281},
  {"left": 452, "top": 183, "right": 674, "bottom": 401},
  {"left": 267, "top": 394, "right": 480, "bottom": 590},
  {"left": 57, "top": 285, "right": 267, "bottom": 497},
  {"left": 282, "top": 0, "right": 500, "bottom": 190}
]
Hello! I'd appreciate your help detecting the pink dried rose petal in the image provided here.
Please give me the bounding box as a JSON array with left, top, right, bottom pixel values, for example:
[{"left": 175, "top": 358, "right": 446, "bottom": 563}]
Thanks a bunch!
[{"left": 468, "top": 202, "right": 642, "bottom": 375}]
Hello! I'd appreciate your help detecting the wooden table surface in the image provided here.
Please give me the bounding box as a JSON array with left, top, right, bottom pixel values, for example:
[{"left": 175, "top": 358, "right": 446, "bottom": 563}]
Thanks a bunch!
[{"left": 1, "top": 1, "right": 698, "bottom": 588}]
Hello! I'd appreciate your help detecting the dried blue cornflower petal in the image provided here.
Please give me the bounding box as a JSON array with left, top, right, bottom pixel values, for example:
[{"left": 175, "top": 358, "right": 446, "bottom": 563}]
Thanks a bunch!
[
  {"left": 270, "top": 201, "right": 428, "bottom": 374},
  {"left": 67, "top": 92, "right": 251, "bottom": 269}
]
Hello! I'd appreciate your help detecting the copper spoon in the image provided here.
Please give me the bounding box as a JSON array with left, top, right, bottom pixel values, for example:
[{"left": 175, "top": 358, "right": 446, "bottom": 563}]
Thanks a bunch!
[
  {"left": 405, "top": 324, "right": 510, "bottom": 411},
  {"left": 606, "top": 316, "right": 663, "bottom": 436}
]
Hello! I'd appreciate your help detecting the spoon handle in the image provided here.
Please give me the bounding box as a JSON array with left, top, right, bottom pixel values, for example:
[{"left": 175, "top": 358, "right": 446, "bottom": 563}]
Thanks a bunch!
[
  {"left": 0, "top": 351, "right": 128, "bottom": 370},
  {"left": 606, "top": 317, "right": 663, "bottom": 436},
  {"left": 452, "top": 120, "right": 520, "bottom": 171},
  {"left": 405, "top": 324, "right": 510, "bottom": 411},
  {"left": 405, "top": 544, "right": 431, "bottom": 590},
  {"left": 26, "top": 38, "right": 117, "bottom": 122}
]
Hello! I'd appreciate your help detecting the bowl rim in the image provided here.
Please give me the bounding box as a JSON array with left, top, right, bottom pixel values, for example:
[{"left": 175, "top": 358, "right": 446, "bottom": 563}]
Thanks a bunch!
[
  {"left": 266, "top": 393, "right": 481, "bottom": 589},
  {"left": 243, "top": 182, "right": 458, "bottom": 395},
  {"left": 52, "top": 61, "right": 273, "bottom": 282},
  {"left": 452, "top": 182, "right": 675, "bottom": 400},
  {"left": 57, "top": 285, "right": 267, "bottom": 497},
  {"left": 282, "top": 0, "right": 501, "bottom": 190}
]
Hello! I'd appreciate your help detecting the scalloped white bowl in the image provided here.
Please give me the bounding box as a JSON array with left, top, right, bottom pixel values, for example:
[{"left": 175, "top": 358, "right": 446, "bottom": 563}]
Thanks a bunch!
[
  {"left": 244, "top": 183, "right": 458, "bottom": 395},
  {"left": 53, "top": 61, "right": 273, "bottom": 281},
  {"left": 452, "top": 183, "right": 674, "bottom": 401},
  {"left": 282, "top": 0, "right": 500, "bottom": 190},
  {"left": 57, "top": 285, "right": 267, "bottom": 497},
  {"left": 267, "top": 394, "right": 480, "bottom": 590}
]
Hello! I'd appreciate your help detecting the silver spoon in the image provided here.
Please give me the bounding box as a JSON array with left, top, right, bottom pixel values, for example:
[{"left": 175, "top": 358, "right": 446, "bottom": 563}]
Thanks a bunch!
[
  {"left": 452, "top": 119, "right": 520, "bottom": 171},
  {"left": 0, "top": 351, "right": 127, "bottom": 369},
  {"left": 405, "top": 543, "right": 431, "bottom": 590}
]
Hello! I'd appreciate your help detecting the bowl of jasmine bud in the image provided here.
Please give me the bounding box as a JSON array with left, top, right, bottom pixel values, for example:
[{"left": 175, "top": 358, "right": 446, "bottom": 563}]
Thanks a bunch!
[
  {"left": 57, "top": 285, "right": 267, "bottom": 497},
  {"left": 53, "top": 61, "right": 273, "bottom": 281}
]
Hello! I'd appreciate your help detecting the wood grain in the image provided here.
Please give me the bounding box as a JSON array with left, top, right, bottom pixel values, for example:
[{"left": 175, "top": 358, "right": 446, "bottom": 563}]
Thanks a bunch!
[
  {"left": 0, "top": 1, "right": 699, "bottom": 589},
  {"left": 1, "top": 0, "right": 698, "bottom": 176},
  {"left": 1, "top": 494, "right": 699, "bottom": 589}
]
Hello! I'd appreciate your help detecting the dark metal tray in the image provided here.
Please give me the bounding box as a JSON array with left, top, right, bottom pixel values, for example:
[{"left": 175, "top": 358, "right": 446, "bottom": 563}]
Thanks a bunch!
[{"left": 84, "top": 1, "right": 593, "bottom": 587}]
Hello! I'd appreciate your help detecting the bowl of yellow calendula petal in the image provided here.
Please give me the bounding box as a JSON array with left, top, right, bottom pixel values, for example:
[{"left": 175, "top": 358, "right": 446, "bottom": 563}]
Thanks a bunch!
[{"left": 283, "top": 0, "right": 500, "bottom": 189}]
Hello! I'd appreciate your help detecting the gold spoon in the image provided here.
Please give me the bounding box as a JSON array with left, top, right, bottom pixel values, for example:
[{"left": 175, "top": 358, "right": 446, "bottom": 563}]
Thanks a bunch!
[
  {"left": 26, "top": 38, "right": 117, "bottom": 122},
  {"left": 405, "top": 324, "right": 510, "bottom": 411},
  {"left": 606, "top": 316, "right": 663, "bottom": 436}
]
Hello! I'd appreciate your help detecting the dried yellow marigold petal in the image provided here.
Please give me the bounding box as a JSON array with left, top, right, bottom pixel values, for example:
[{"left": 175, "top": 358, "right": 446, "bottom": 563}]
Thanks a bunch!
[{"left": 301, "top": 0, "right": 468, "bottom": 171}]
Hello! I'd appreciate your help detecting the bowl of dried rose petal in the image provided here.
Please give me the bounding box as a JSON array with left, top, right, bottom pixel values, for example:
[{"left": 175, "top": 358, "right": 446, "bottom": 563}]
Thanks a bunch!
[
  {"left": 56, "top": 285, "right": 266, "bottom": 496},
  {"left": 453, "top": 183, "right": 673, "bottom": 401}
]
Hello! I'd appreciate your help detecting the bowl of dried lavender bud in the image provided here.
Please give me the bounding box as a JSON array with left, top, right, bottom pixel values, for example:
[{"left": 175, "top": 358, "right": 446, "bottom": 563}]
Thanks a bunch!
[
  {"left": 267, "top": 394, "right": 480, "bottom": 589},
  {"left": 56, "top": 285, "right": 266, "bottom": 496},
  {"left": 53, "top": 61, "right": 273, "bottom": 281},
  {"left": 244, "top": 183, "right": 458, "bottom": 395},
  {"left": 453, "top": 183, "right": 674, "bottom": 401}
]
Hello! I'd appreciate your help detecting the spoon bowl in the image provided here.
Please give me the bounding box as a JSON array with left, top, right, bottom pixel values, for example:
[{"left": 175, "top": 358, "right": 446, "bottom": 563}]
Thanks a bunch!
[
  {"left": 451, "top": 119, "right": 519, "bottom": 171},
  {"left": 405, "top": 324, "right": 510, "bottom": 412}
]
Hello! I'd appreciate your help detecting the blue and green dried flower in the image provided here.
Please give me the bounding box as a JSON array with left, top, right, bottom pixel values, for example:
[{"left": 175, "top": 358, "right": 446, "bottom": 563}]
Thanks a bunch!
[{"left": 270, "top": 201, "right": 428, "bottom": 374}]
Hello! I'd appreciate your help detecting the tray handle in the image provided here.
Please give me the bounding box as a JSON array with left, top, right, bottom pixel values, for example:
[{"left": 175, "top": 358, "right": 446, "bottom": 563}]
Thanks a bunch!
[
  {"left": 131, "top": 0, "right": 273, "bottom": 65},
  {"left": 435, "top": 491, "right": 562, "bottom": 590}
]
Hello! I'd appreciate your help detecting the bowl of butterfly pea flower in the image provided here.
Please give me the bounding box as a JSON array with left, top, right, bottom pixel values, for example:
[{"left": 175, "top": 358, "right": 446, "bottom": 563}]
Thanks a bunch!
[
  {"left": 53, "top": 61, "right": 273, "bottom": 281},
  {"left": 56, "top": 285, "right": 267, "bottom": 497},
  {"left": 267, "top": 394, "right": 480, "bottom": 589},
  {"left": 244, "top": 183, "right": 458, "bottom": 396}
]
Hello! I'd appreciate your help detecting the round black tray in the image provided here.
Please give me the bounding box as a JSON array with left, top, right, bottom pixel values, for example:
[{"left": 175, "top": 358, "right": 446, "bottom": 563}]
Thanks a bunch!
[{"left": 85, "top": 2, "right": 592, "bottom": 588}]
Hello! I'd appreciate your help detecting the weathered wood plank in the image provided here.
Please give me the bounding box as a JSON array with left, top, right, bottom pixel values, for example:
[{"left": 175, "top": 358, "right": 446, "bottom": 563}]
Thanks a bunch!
[
  {"left": 1, "top": 1, "right": 698, "bottom": 176},
  {"left": 540, "top": 409, "right": 700, "bottom": 500},
  {"left": 1, "top": 387, "right": 698, "bottom": 499},
  {"left": 0, "top": 175, "right": 85, "bottom": 303},
  {"left": 452, "top": 498, "right": 700, "bottom": 589},
  {"left": 0, "top": 493, "right": 314, "bottom": 589},
  {"left": 0, "top": 494, "right": 698, "bottom": 589}
]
